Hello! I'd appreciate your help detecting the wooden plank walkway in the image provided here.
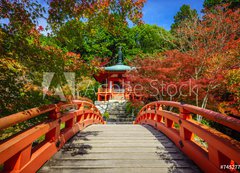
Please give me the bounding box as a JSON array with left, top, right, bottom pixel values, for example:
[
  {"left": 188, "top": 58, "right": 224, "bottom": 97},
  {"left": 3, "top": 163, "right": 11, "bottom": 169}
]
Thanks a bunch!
[{"left": 39, "top": 124, "right": 201, "bottom": 173}]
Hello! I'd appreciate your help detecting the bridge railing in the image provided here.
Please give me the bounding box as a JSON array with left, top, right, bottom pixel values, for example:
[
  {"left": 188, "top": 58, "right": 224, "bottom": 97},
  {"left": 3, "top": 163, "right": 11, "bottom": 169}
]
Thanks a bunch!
[
  {"left": 134, "top": 101, "right": 240, "bottom": 173},
  {"left": 0, "top": 100, "right": 104, "bottom": 173}
]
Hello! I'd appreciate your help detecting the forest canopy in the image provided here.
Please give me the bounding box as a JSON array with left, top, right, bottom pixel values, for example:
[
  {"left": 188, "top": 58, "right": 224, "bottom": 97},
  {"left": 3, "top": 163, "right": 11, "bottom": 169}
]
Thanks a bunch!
[{"left": 0, "top": 0, "right": 239, "bottom": 119}]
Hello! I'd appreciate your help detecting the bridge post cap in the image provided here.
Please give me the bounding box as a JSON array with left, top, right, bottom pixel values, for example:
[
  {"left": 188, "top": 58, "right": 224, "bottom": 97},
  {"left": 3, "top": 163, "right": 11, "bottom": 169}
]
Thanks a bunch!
[{"left": 179, "top": 106, "right": 191, "bottom": 114}]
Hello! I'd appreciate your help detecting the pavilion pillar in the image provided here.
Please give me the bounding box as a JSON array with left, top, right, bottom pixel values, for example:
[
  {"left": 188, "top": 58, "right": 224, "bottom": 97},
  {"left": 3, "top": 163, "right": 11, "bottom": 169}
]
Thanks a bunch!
[
  {"left": 109, "top": 81, "right": 112, "bottom": 92},
  {"left": 97, "top": 94, "right": 100, "bottom": 101}
]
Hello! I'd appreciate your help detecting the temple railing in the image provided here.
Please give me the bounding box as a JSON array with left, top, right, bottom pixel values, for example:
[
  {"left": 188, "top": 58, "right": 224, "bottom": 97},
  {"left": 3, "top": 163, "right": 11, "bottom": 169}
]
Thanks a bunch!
[
  {"left": 97, "top": 88, "right": 125, "bottom": 93},
  {"left": 0, "top": 100, "right": 104, "bottom": 172},
  {"left": 98, "top": 88, "right": 112, "bottom": 93},
  {"left": 134, "top": 101, "right": 240, "bottom": 173}
]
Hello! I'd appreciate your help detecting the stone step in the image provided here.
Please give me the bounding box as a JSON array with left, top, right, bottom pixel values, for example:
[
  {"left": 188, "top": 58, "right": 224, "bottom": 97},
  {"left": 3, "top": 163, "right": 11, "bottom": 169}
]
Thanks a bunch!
[{"left": 94, "top": 101, "right": 128, "bottom": 121}]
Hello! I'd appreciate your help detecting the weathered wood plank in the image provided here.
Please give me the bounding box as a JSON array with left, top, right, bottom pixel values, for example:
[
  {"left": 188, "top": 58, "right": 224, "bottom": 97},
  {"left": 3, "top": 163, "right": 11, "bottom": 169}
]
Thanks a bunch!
[{"left": 39, "top": 124, "right": 201, "bottom": 173}]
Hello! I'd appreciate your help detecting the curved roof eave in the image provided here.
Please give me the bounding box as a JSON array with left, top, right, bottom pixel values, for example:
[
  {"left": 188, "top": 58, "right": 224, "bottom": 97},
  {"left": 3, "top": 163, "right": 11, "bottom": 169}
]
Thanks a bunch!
[{"left": 104, "top": 64, "right": 134, "bottom": 71}]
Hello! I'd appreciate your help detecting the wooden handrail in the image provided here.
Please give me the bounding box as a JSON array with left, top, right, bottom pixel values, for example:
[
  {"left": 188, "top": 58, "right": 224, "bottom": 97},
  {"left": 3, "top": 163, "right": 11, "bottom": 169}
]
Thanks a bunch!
[
  {"left": 137, "top": 101, "right": 240, "bottom": 131},
  {"left": 0, "top": 100, "right": 104, "bottom": 172},
  {"left": 134, "top": 101, "right": 240, "bottom": 173},
  {"left": 0, "top": 104, "right": 59, "bottom": 131},
  {"left": 182, "top": 104, "right": 240, "bottom": 132}
]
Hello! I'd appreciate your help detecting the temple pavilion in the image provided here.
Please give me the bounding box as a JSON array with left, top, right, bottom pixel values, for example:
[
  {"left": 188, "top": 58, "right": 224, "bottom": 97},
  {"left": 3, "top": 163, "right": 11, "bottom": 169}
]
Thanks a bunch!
[{"left": 94, "top": 47, "right": 133, "bottom": 101}]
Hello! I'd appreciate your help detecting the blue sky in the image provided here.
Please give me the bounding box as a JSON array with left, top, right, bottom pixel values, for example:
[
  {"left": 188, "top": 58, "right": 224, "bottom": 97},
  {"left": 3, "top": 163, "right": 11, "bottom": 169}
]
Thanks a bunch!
[{"left": 143, "top": 0, "right": 204, "bottom": 30}]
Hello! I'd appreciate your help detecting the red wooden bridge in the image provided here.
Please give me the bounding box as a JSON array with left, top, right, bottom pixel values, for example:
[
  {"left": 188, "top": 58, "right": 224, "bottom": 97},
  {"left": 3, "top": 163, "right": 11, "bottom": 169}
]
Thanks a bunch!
[{"left": 0, "top": 100, "right": 239, "bottom": 173}]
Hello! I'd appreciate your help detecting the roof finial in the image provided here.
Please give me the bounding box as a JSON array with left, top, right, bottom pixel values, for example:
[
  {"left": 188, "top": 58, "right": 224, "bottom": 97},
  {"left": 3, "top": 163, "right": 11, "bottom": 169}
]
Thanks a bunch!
[{"left": 117, "top": 46, "right": 123, "bottom": 65}]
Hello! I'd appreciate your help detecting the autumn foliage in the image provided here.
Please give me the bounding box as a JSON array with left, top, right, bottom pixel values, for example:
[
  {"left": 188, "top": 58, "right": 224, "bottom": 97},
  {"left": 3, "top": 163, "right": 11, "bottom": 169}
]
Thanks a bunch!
[
  {"left": 0, "top": 1, "right": 239, "bottom": 118},
  {"left": 48, "top": 0, "right": 146, "bottom": 30},
  {"left": 127, "top": 4, "right": 240, "bottom": 116},
  {"left": 0, "top": 0, "right": 98, "bottom": 115}
]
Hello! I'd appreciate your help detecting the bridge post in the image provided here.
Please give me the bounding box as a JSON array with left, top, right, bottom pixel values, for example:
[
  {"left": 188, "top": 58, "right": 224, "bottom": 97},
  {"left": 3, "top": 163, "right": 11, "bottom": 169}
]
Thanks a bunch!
[
  {"left": 79, "top": 102, "right": 85, "bottom": 110},
  {"left": 156, "top": 104, "right": 163, "bottom": 123},
  {"left": 208, "top": 144, "right": 231, "bottom": 170},
  {"left": 4, "top": 144, "right": 32, "bottom": 172},
  {"left": 46, "top": 107, "right": 61, "bottom": 143},
  {"left": 65, "top": 112, "right": 76, "bottom": 128},
  {"left": 166, "top": 118, "right": 174, "bottom": 128},
  {"left": 179, "top": 107, "right": 192, "bottom": 140},
  {"left": 49, "top": 105, "right": 61, "bottom": 119}
]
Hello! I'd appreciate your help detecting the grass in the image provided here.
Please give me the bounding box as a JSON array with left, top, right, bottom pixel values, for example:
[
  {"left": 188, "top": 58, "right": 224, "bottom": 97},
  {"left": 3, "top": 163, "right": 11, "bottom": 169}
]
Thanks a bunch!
[
  {"left": 193, "top": 134, "right": 208, "bottom": 149},
  {"left": 60, "top": 122, "right": 66, "bottom": 130}
]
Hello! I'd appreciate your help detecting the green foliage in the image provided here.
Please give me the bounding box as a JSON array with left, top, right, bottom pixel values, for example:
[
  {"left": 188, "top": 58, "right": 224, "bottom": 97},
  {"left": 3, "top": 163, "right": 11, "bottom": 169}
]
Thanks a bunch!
[
  {"left": 48, "top": 0, "right": 146, "bottom": 30},
  {"left": 77, "top": 79, "right": 101, "bottom": 101},
  {"left": 60, "top": 122, "right": 66, "bottom": 130},
  {"left": 102, "top": 112, "right": 110, "bottom": 120},
  {"left": 0, "top": 1, "right": 96, "bottom": 116},
  {"left": 54, "top": 20, "right": 135, "bottom": 62},
  {"left": 54, "top": 20, "right": 86, "bottom": 55},
  {"left": 40, "top": 35, "right": 60, "bottom": 48},
  {"left": 53, "top": 21, "right": 174, "bottom": 62},
  {"left": 126, "top": 101, "right": 133, "bottom": 114},
  {"left": 126, "top": 101, "right": 143, "bottom": 117},
  {"left": 194, "top": 134, "right": 208, "bottom": 148},
  {"left": 132, "top": 24, "right": 175, "bottom": 54},
  {"left": 77, "top": 23, "right": 114, "bottom": 59},
  {"left": 171, "top": 4, "right": 198, "bottom": 32}
]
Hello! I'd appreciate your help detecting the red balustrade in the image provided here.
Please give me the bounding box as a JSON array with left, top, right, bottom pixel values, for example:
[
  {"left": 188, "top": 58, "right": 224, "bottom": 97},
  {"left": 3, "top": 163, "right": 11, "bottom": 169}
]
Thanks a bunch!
[
  {"left": 1, "top": 100, "right": 239, "bottom": 173},
  {"left": 0, "top": 100, "right": 105, "bottom": 173},
  {"left": 134, "top": 101, "right": 240, "bottom": 173}
]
